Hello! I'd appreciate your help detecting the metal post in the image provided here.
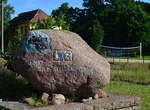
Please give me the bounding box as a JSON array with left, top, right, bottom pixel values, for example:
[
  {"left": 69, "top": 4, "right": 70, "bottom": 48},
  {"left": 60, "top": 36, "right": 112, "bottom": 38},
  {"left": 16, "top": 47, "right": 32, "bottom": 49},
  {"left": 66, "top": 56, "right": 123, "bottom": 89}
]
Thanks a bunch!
[
  {"left": 140, "top": 42, "right": 142, "bottom": 59},
  {"left": 1, "top": 0, "right": 4, "bottom": 53}
]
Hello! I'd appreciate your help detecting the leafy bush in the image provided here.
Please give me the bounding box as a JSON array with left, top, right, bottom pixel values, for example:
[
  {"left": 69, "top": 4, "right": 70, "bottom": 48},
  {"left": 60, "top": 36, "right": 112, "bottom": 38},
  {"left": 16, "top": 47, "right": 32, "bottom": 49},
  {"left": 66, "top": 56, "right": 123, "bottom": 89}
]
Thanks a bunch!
[
  {"left": 31, "top": 15, "right": 70, "bottom": 30},
  {"left": 0, "top": 58, "right": 36, "bottom": 99},
  {"left": 0, "top": 50, "right": 3, "bottom": 57},
  {"left": 7, "top": 29, "right": 23, "bottom": 56},
  {"left": 24, "top": 96, "right": 48, "bottom": 107},
  {"left": 0, "top": 70, "right": 36, "bottom": 99}
]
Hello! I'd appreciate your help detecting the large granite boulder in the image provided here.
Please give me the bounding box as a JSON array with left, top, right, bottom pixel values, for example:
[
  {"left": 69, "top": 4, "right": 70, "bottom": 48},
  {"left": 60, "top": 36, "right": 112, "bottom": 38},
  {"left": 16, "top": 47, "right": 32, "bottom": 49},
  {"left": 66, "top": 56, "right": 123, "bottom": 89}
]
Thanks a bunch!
[{"left": 9, "top": 29, "right": 110, "bottom": 98}]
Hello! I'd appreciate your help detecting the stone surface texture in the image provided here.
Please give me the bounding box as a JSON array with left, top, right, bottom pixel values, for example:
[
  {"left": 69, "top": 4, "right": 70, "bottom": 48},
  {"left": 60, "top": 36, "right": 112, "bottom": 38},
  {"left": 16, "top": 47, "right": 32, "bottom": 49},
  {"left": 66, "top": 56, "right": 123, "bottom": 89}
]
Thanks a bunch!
[
  {"left": 84, "top": 93, "right": 141, "bottom": 110},
  {"left": 0, "top": 93, "right": 141, "bottom": 110},
  {"left": 52, "top": 94, "right": 65, "bottom": 105},
  {"left": 98, "top": 89, "right": 107, "bottom": 98},
  {"left": 9, "top": 29, "right": 110, "bottom": 98},
  {"left": 41, "top": 92, "right": 49, "bottom": 102}
]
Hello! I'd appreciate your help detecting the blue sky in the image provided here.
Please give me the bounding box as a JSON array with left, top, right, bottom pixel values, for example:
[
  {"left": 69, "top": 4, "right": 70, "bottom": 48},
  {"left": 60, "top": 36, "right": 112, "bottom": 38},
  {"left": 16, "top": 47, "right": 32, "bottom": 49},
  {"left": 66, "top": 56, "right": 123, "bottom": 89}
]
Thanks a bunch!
[
  {"left": 8, "top": 0, "right": 150, "bottom": 18},
  {"left": 8, "top": 0, "right": 83, "bottom": 18}
]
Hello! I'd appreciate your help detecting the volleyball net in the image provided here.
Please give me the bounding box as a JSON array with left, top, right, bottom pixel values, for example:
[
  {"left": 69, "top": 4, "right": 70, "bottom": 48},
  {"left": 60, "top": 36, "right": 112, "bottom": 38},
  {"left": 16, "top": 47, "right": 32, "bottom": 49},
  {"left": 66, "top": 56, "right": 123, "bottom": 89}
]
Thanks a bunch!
[{"left": 99, "top": 44, "right": 142, "bottom": 57}]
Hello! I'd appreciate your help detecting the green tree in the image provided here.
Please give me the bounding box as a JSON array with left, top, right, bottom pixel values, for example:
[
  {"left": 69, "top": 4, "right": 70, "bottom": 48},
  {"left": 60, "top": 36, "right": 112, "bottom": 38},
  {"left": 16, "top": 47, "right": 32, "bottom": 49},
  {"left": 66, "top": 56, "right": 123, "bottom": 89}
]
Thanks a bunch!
[
  {"left": 83, "top": 0, "right": 105, "bottom": 14},
  {"left": 136, "top": 1, "right": 150, "bottom": 15},
  {"left": 52, "top": 2, "right": 69, "bottom": 18},
  {"left": 32, "top": 15, "right": 70, "bottom": 30},
  {"left": 0, "top": 0, "right": 14, "bottom": 51},
  {"left": 94, "top": 0, "right": 150, "bottom": 50},
  {"left": 8, "top": 29, "right": 23, "bottom": 56},
  {"left": 32, "top": 16, "right": 55, "bottom": 29},
  {"left": 0, "top": 0, "right": 14, "bottom": 30},
  {"left": 54, "top": 14, "right": 70, "bottom": 30},
  {"left": 71, "top": 13, "right": 104, "bottom": 52},
  {"left": 52, "top": 2, "right": 74, "bottom": 24},
  {"left": 88, "top": 19, "right": 104, "bottom": 51}
]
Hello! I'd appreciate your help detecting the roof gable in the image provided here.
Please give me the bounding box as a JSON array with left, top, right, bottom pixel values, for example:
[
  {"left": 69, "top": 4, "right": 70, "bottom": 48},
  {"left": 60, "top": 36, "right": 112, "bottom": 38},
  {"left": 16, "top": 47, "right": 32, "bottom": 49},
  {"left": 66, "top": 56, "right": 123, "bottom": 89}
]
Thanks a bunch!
[{"left": 10, "top": 9, "right": 48, "bottom": 25}]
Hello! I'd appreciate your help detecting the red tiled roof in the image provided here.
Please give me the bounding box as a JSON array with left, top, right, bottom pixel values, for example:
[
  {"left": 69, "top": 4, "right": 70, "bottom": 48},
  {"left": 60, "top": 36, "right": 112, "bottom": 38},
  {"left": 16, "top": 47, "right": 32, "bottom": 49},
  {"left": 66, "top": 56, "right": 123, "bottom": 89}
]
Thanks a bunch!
[{"left": 10, "top": 9, "right": 48, "bottom": 25}]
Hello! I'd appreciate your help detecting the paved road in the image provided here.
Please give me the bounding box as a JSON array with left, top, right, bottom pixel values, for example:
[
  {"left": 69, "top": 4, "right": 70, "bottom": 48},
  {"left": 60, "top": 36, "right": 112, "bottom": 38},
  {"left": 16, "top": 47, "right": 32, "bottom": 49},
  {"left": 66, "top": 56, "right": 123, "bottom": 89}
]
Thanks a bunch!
[
  {"left": 0, "top": 101, "right": 34, "bottom": 110},
  {"left": 107, "top": 58, "right": 150, "bottom": 63}
]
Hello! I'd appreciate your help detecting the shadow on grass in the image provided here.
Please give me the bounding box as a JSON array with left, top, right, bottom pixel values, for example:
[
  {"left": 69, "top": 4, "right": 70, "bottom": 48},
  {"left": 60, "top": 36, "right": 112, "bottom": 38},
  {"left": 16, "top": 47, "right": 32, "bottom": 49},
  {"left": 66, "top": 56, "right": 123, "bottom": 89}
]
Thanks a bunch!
[{"left": 0, "top": 67, "right": 37, "bottom": 100}]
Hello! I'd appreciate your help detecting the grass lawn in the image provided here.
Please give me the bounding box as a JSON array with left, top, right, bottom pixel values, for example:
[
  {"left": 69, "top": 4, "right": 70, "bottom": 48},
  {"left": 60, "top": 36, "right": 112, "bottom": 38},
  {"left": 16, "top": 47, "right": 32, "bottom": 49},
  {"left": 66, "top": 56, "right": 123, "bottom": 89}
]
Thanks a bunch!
[
  {"left": 111, "top": 63, "right": 150, "bottom": 84},
  {"left": 104, "top": 81, "right": 150, "bottom": 110},
  {"left": 106, "top": 56, "right": 150, "bottom": 60},
  {"left": 130, "top": 56, "right": 150, "bottom": 60}
]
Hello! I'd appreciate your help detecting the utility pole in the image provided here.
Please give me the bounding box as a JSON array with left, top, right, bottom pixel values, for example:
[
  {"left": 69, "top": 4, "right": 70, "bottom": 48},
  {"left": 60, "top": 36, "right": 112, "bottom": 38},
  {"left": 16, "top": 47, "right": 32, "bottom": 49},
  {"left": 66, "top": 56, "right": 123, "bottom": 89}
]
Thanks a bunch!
[{"left": 1, "top": 0, "right": 4, "bottom": 53}]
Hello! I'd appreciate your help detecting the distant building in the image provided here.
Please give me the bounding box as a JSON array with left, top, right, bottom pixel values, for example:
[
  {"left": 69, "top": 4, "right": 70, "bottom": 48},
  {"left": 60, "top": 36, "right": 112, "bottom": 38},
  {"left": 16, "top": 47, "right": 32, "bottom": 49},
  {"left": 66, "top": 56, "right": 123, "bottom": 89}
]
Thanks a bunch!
[
  {"left": 6, "top": 9, "right": 62, "bottom": 50},
  {"left": 10, "top": 9, "right": 48, "bottom": 35}
]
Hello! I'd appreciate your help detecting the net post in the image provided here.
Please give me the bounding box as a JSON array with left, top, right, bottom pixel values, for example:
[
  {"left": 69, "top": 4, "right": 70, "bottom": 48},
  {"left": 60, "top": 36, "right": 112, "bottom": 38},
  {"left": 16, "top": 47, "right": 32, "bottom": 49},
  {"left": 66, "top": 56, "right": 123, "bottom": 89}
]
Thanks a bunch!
[
  {"left": 140, "top": 42, "right": 142, "bottom": 59},
  {"left": 127, "top": 57, "right": 129, "bottom": 63}
]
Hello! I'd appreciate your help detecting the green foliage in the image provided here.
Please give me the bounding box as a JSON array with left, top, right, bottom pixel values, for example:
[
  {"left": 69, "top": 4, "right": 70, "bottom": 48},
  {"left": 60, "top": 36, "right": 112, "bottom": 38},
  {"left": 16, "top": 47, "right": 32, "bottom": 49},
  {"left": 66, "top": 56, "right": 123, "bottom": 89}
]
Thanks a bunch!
[
  {"left": 0, "top": 58, "right": 36, "bottom": 99},
  {"left": 66, "top": 94, "right": 78, "bottom": 103},
  {"left": 7, "top": 29, "right": 23, "bottom": 56},
  {"left": 32, "top": 16, "right": 55, "bottom": 29},
  {"left": 71, "top": 15, "right": 104, "bottom": 52},
  {"left": 26, "top": 96, "right": 48, "bottom": 107},
  {"left": 0, "top": 57, "right": 7, "bottom": 68},
  {"left": 0, "top": 58, "right": 47, "bottom": 105},
  {"left": 83, "top": 0, "right": 105, "bottom": 17},
  {"left": 100, "top": 0, "right": 150, "bottom": 48},
  {"left": 52, "top": 2, "right": 69, "bottom": 18},
  {"left": 0, "top": 0, "right": 14, "bottom": 52},
  {"left": 104, "top": 0, "right": 150, "bottom": 55},
  {"left": 32, "top": 15, "right": 70, "bottom": 30},
  {"left": 88, "top": 19, "right": 104, "bottom": 51},
  {"left": 52, "top": 2, "right": 73, "bottom": 24},
  {"left": 136, "top": 1, "right": 150, "bottom": 15},
  {"left": 0, "top": 49, "right": 3, "bottom": 56},
  {"left": 0, "top": 0, "right": 15, "bottom": 30},
  {"left": 55, "top": 14, "right": 70, "bottom": 30}
]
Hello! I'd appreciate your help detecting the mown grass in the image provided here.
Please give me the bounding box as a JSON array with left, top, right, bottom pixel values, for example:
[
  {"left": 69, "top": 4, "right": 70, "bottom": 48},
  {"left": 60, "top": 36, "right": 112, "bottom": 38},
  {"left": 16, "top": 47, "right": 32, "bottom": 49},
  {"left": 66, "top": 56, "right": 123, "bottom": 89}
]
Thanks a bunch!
[
  {"left": 104, "top": 81, "right": 150, "bottom": 110},
  {"left": 111, "top": 63, "right": 150, "bottom": 84},
  {"left": 106, "top": 56, "right": 150, "bottom": 60},
  {"left": 130, "top": 56, "right": 150, "bottom": 60},
  {"left": 109, "top": 63, "right": 150, "bottom": 110}
]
